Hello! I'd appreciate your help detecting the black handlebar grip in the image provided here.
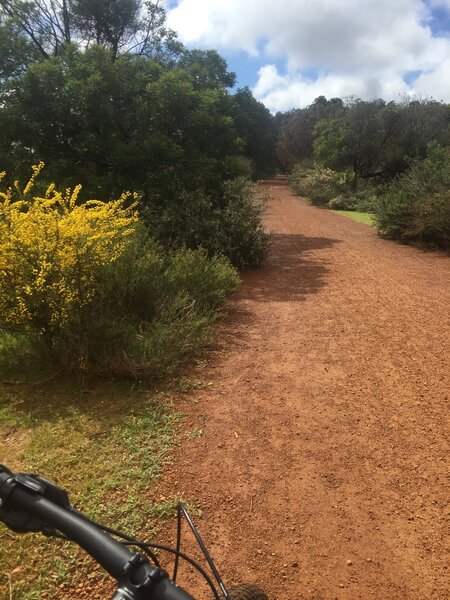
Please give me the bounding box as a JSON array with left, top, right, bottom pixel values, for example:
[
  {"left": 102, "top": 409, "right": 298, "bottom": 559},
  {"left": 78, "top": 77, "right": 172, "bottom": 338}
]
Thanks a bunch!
[
  {"left": 1, "top": 467, "right": 197, "bottom": 600},
  {"left": 2, "top": 483, "right": 133, "bottom": 579}
]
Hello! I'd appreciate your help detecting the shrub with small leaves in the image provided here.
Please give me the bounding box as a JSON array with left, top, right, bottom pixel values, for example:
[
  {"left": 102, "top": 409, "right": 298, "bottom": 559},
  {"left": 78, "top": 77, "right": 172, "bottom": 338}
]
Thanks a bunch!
[
  {"left": 374, "top": 143, "right": 450, "bottom": 247},
  {"left": 328, "top": 191, "right": 378, "bottom": 212},
  {"left": 289, "top": 164, "right": 343, "bottom": 205},
  {"left": 0, "top": 166, "right": 240, "bottom": 377},
  {"left": 0, "top": 163, "right": 138, "bottom": 350},
  {"left": 328, "top": 195, "right": 358, "bottom": 210},
  {"left": 144, "top": 177, "right": 269, "bottom": 269}
]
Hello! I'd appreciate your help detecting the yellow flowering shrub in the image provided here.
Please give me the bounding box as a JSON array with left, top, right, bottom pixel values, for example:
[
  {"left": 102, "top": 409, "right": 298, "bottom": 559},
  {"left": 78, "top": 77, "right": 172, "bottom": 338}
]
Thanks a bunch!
[
  {"left": 0, "top": 164, "right": 240, "bottom": 378},
  {"left": 0, "top": 164, "right": 138, "bottom": 344}
]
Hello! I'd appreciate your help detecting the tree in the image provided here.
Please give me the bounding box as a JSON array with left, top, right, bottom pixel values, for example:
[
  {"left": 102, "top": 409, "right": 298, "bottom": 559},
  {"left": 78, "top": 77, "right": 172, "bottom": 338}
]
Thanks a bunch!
[
  {"left": 0, "top": 0, "right": 182, "bottom": 60},
  {"left": 334, "top": 99, "right": 388, "bottom": 184},
  {"left": 232, "top": 87, "right": 278, "bottom": 178},
  {"left": 70, "top": 0, "right": 141, "bottom": 58},
  {"left": 311, "top": 97, "right": 450, "bottom": 186},
  {"left": 313, "top": 118, "right": 347, "bottom": 169},
  {"left": 0, "top": 12, "right": 39, "bottom": 84},
  {"left": 0, "top": 0, "right": 72, "bottom": 57},
  {"left": 374, "top": 142, "right": 450, "bottom": 247},
  {"left": 276, "top": 96, "right": 345, "bottom": 169},
  {"left": 3, "top": 44, "right": 244, "bottom": 199},
  {"left": 0, "top": 2, "right": 271, "bottom": 267}
]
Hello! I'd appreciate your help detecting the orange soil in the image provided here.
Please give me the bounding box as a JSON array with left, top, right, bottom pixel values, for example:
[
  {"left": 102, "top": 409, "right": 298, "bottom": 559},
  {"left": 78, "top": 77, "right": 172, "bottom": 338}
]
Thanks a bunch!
[{"left": 154, "top": 180, "right": 450, "bottom": 600}]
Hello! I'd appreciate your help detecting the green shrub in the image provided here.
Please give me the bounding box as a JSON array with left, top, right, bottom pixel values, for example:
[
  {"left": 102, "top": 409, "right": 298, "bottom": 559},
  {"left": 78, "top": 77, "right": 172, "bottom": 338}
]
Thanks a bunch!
[
  {"left": 329, "top": 191, "right": 378, "bottom": 212},
  {"left": 223, "top": 155, "right": 253, "bottom": 179},
  {"left": 407, "top": 192, "right": 450, "bottom": 245},
  {"left": 374, "top": 143, "right": 450, "bottom": 247},
  {"left": 0, "top": 166, "right": 241, "bottom": 378},
  {"left": 50, "top": 229, "right": 240, "bottom": 378},
  {"left": 165, "top": 247, "right": 240, "bottom": 310},
  {"left": 218, "top": 177, "right": 270, "bottom": 269},
  {"left": 328, "top": 195, "right": 358, "bottom": 210},
  {"left": 145, "top": 177, "right": 269, "bottom": 269},
  {"left": 288, "top": 163, "right": 314, "bottom": 197},
  {"left": 353, "top": 190, "right": 379, "bottom": 212},
  {"left": 144, "top": 191, "right": 220, "bottom": 258},
  {"left": 289, "top": 164, "right": 343, "bottom": 205}
]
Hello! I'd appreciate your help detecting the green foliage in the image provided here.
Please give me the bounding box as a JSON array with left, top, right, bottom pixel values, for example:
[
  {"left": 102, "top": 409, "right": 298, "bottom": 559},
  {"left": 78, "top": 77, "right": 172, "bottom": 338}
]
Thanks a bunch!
[
  {"left": 352, "top": 190, "right": 379, "bottom": 212},
  {"left": 1, "top": 42, "right": 246, "bottom": 200},
  {"left": 0, "top": 167, "right": 240, "bottom": 378},
  {"left": 232, "top": 86, "right": 279, "bottom": 178},
  {"left": 374, "top": 143, "right": 450, "bottom": 247},
  {"left": 145, "top": 177, "right": 269, "bottom": 270},
  {"left": 0, "top": 14, "right": 39, "bottom": 84},
  {"left": 313, "top": 118, "right": 347, "bottom": 167},
  {"left": 277, "top": 96, "right": 345, "bottom": 169},
  {"left": 164, "top": 247, "right": 241, "bottom": 310},
  {"left": 2, "top": 45, "right": 262, "bottom": 234},
  {"left": 289, "top": 163, "right": 343, "bottom": 205},
  {"left": 0, "top": 0, "right": 182, "bottom": 60},
  {"left": 328, "top": 190, "right": 378, "bottom": 212},
  {"left": 70, "top": 0, "right": 142, "bottom": 57},
  {"left": 43, "top": 228, "right": 238, "bottom": 378},
  {"left": 218, "top": 177, "right": 270, "bottom": 269},
  {"left": 328, "top": 195, "right": 358, "bottom": 211},
  {"left": 179, "top": 49, "right": 236, "bottom": 89},
  {"left": 0, "top": 2, "right": 272, "bottom": 269},
  {"left": 279, "top": 95, "right": 450, "bottom": 187},
  {"left": 223, "top": 155, "right": 253, "bottom": 179},
  {"left": 64, "top": 230, "right": 239, "bottom": 378}
]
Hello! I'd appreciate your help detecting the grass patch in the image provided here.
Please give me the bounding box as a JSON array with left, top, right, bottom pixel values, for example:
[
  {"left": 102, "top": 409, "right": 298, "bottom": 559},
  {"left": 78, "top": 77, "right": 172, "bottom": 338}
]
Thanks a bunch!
[
  {"left": 0, "top": 380, "right": 182, "bottom": 599},
  {"left": 332, "top": 210, "right": 375, "bottom": 226}
]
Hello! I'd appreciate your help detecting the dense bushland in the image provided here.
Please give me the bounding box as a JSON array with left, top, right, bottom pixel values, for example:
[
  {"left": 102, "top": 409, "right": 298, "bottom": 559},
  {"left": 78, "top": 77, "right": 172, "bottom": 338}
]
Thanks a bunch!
[
  {"left": 289, "top": 163, "right": 344, "bottom": 206},
  {"left": 373, "top": 143, "right": 450, "bottom": 247},
  {"left": 0, "top": 167, "right": 239, "bottom": 378},
  {"left": 144, "top": 177, "right": 269, "bottom": 270},
  {"left": 281, "top": 95, "right": 449, "bottom": 248},
  {"left": 278, "top": 96, "right": 449, "bottom": 181},
  {"left": 289, "top": 162, "right": 379, "bottom": 211},
  {"left": 0, "top": 1, "right": 276, "bottom": 378},
  {"left": 0, "top": 1, "right": 276, "bottom": 269}
]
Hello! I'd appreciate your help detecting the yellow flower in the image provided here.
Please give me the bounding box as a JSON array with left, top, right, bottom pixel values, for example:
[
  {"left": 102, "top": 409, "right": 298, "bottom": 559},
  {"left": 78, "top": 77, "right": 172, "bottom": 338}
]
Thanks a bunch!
[
  {"left": 0, "top": 164, "right": 139, "bottom": 336},
  {"left": 23, "top": 161, "right": 45, "bottom": 195}
]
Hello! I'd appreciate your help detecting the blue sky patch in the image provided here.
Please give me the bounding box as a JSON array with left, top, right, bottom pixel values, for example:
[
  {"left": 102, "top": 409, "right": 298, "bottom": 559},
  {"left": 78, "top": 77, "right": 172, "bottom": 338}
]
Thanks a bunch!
[
  {"left": 403, "top": 70, "right": 423, "bottom": 85},
  {"left": 426, "top": 5, "right": 450, "bottom": 36}
]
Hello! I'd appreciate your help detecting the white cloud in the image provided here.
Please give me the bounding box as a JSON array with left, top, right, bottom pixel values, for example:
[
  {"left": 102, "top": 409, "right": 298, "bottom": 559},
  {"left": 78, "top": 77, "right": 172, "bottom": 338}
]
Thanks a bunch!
[
  {"left": 413, "top": 57, "right": 450, "bottom": 99},
  {"left": 253, "top": 65, "right": 412, "bottom": 113},
  {"left": 166, "top": 0, "right": 450, "bottom": 110}
]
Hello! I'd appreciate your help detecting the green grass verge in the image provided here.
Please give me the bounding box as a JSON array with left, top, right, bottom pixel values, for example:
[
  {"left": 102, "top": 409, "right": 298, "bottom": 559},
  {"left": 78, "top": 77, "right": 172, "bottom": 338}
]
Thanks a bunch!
[
  {"left": 0, "top": 380, "right": 183, "bottom": 599},
  {"left": 332, "top": 210, "right": 375, "bottom": 226}
]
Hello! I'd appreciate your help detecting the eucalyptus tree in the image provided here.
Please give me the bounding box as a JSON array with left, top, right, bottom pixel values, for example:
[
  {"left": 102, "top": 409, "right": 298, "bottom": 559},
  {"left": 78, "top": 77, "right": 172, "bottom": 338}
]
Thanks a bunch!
[{"left": 0, "top": 0, "right": 181, "bottom": 60}]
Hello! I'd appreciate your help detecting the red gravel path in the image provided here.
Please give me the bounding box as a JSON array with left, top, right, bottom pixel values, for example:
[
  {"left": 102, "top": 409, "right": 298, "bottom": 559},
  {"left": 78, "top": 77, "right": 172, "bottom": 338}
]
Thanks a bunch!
[{"left": 156, "top": 181, "right": 450, "bottom": 600}]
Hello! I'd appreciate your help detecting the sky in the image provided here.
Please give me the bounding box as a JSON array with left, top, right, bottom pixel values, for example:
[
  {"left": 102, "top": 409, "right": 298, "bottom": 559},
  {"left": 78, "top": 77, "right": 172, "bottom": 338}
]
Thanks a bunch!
[{"left": 163, "top": 0, "right": 450, "bottom": 112}]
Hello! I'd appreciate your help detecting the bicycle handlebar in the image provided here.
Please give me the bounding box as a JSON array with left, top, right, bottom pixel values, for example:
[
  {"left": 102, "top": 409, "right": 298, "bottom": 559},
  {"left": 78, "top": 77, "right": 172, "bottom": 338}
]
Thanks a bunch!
[{"left": 0, "top": 466, "right": 195, "bottom": 600}]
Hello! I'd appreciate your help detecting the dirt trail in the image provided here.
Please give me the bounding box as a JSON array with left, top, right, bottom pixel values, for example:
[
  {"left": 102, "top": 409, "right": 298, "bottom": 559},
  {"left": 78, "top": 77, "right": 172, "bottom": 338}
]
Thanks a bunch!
[{"left": 155, "top": 182, "right": 450, "bottom": 600}]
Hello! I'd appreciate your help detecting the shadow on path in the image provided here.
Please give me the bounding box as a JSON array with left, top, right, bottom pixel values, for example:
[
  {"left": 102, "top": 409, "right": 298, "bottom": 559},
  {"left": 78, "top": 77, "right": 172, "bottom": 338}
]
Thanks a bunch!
[{"left": 236, "top": 233, "right": 341, "bottom": 303}]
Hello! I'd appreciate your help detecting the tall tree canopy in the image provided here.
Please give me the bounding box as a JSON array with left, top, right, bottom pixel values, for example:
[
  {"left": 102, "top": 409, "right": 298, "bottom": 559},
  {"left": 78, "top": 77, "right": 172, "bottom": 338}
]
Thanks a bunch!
[
  {"left": 0, "top": 1, "right": 277, "bottom": 198},
  {"left": 277, "top": 95, "right": 450, "bottom": 184},
  {"left": 232, "top": 87, "right": 279, "bottom": 178},
  {"left": 0, "top": 0, "right": 181, "bottom": 59}
]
